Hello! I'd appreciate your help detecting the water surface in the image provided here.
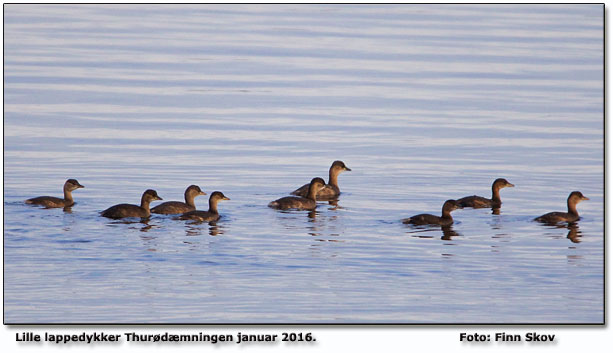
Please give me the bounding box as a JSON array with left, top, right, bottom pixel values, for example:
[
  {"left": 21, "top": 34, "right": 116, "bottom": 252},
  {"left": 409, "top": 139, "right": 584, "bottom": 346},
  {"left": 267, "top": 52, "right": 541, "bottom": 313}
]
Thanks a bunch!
[{"left": 3, "top": 4, "right": 603, "bottom": 323}]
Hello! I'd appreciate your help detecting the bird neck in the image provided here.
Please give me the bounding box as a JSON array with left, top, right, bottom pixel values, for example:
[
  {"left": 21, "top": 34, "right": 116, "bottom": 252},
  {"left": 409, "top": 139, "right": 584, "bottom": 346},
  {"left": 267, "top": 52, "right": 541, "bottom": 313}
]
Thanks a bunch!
[
  {"left": 63, "top": 189, "right": 73, "bottom": 203},
  {"left": 328, "top": 169, "right": 339, "bottom": 188},
  {"left": 208, "top": 198, "right": 219, "bottom": 214},
  {"left": 567, "top": 199, "right": 579, "bottom": 216},
  {"left": 441, "top": 206, "right": 454, "bottom": 219},
  {"left": 307, "top": 184, "right": 319, "bottom": 201},
  {"left": 491, "top": 185, "right": 501, "bottom": 203},
  {"left": 140, "top": 196, "right": 152, "bottom": 210},
  {"left": 185, "top": 191, "right": 196, "bottom": 208}
]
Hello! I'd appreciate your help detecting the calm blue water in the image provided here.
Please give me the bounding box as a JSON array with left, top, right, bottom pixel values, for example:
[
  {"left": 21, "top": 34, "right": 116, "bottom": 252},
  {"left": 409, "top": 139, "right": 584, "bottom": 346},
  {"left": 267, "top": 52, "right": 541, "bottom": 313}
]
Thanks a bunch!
[{"left": 3, "top": 4, "right": 603, "bottom": 323}]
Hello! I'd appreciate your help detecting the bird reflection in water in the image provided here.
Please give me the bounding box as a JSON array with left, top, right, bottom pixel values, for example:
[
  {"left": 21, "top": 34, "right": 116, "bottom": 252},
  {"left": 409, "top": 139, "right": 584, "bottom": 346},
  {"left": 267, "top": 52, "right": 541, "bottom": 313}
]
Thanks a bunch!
[
  {"left": 184, "top": 221, "right": 225, "bottom": 237},
  {"left": 327, "top": 199, "right": 345, "bottom": 210},
  {"left": 440, "top": 225, "right": 461, "bottom": 240},
  {"left": 137, "top": 221, "right": 157, "bottom": 251},
  {"left": 274, "top": 209, "right": 344, "bottom": 242},
  {"left": 274, "top": 209, "right": 321, "bottom": 237},
  {"left": 138, "top": 219, "right": 155, "bottom": 232},
  {"left": 106, "top": 218, "right": 156, "bottom": 232},
  {"left": 307, "top": 210, "right": 321, "bottom": 237},
  {"left": 306, "top": 211, "right": 343, "bottom": 242},
  {"left": 536, "top": 220, "right": 583, "bottom": 243},
  {"left": 208, "top": 222, "right": 224, "bottom": 236},
  {"left": 307, "top": 210, "right": 318, "bottom": 222},
  {"left": 565, "top": 222, "right": 582, "bottom": 243},
  {"left": 407, "top": 224, "right": 462, "bottom": 240}
]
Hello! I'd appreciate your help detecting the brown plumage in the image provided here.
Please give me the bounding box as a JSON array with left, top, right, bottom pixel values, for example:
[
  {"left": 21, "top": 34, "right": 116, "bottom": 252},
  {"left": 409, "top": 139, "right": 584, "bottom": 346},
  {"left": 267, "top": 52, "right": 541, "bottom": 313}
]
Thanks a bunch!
[
  {"left": 270, "top": 177, "right": 326, "bottom": 210},
  {"left": 291, "top": 161, "right": 351, "bottom": 200},
  {"left": 151, "top": 185, "right": 206, "bottom": 214},
  {"left": 101, "top": 189, "right": 162, "bottom": 219},
  {"left": 179, "top": 191, "right": 230, "bottom": 222},
  {"left": 25, "top": 179, "right": 84, "bottom": 208},
  {"left": 403, "top": 200, "right": 461, "bottom": 226},
  {"left": 535, "top": 191, "right": 589, "bottom": 224},
  {"left": 456, "top": 178, "right": 514, "bottom": 208}
]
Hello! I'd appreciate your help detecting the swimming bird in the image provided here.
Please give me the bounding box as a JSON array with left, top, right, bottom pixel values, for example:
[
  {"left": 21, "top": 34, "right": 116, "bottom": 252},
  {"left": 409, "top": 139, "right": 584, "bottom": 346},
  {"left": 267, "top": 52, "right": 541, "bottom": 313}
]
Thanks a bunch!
[
  {"left": 291, "top": 161, "right": 351, "bottom": 200},
  {"left": 25, "top": 179, "right": 84, "bottom": 208},
  {"left": 534, "top": 191, "right": 589, "bottom": 224},
  {"left": 151, "top": 185, "right": 206, "bottom": 214},
  {"left": 101, "top": 189, "right": 162, "bottom": 219},
  {"left": 456, "top": 178, "right": 514, "bottom": 209},
  {"left": 179, "top": 191, "right": 230, "bottom": 222},
  {"left": 402, "top": 200, "right": 461, "bottom": 226},
  {"left": 270, "top": 177, "right": 326, "bottom": 210}
]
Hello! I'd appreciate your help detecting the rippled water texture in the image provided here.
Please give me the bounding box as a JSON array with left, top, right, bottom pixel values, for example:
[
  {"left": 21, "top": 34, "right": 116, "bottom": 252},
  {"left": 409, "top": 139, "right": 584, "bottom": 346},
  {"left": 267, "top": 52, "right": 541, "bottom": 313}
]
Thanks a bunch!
[{"left": 3, "top": 4, "right": 603, "bottom": 323}]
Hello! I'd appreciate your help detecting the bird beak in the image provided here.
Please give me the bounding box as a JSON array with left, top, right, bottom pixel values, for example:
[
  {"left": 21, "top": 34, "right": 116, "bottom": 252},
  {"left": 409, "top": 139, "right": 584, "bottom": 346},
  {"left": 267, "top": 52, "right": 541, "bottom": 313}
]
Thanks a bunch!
[
  {"left": 157, "top": 196, "right": 163, "bottom": 201},
  {"left": 78, "top": 184, "right": 84, "bottom": 188},
  {"left": 583, "top": 196, "right": 590, "bottom": 201},
  {"left": 223, "top": 196, "right": 230, "bottom": 201},
  {"left": 200, "top": 191, "right": 207, "bottom": 196},
  {"left": 345, "top": 167, "right": 352, "bottom": 171},
  {"left": 507, "top": 183, "right": 515, "bottom": 187}
]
